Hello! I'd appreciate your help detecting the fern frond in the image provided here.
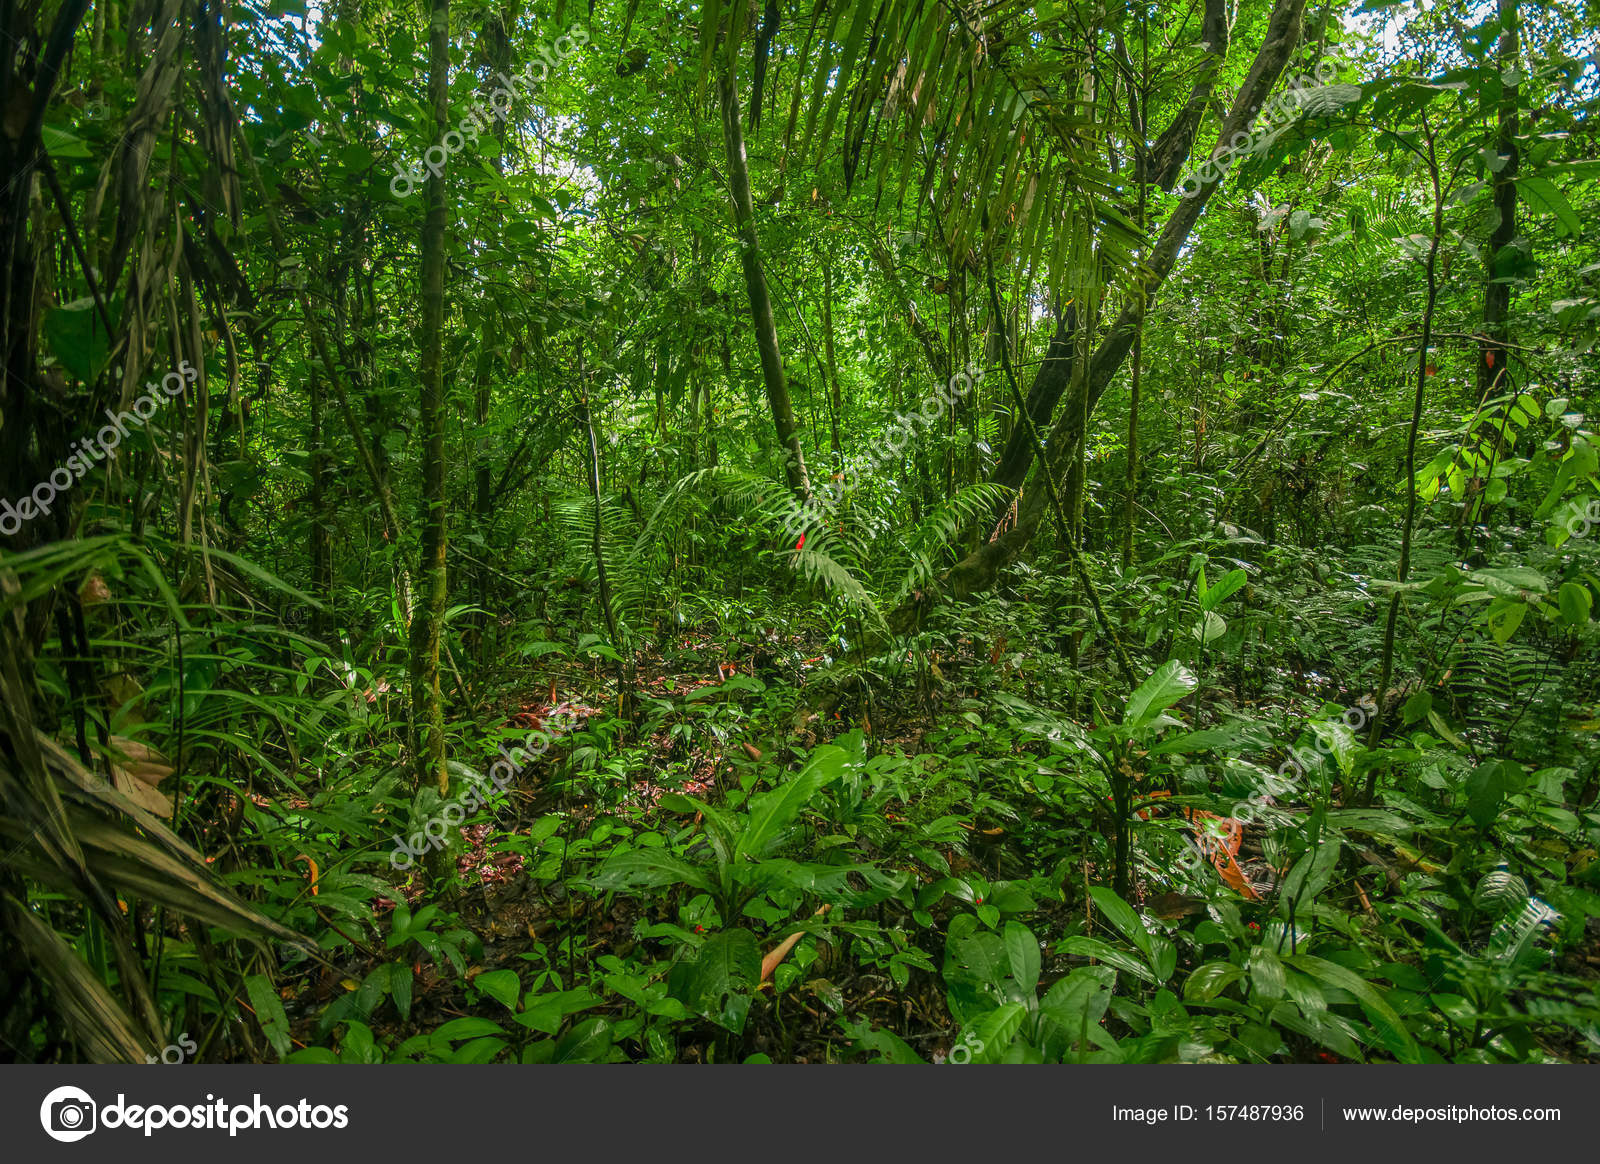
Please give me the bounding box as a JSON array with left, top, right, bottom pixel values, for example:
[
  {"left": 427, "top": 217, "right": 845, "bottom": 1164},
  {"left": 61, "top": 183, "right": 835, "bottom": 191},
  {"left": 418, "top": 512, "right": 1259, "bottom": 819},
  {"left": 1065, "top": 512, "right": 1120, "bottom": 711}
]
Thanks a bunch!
[{"left": 885, "top": 482, "right": 1015, "bottom": 607}]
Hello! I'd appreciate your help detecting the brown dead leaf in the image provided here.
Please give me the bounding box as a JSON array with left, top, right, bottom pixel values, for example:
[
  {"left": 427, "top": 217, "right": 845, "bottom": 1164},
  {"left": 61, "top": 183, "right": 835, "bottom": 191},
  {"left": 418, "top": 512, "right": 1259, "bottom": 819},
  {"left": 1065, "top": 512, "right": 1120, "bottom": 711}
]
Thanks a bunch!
[
  {"left": 102, "top": 672, "right": 147, "bottom": 721},
  {"left": 107, "top": 735, "right": 175, "bottom": 817},
  {"left": 79, "top": 573, "right": 112, "bottom": 605}
]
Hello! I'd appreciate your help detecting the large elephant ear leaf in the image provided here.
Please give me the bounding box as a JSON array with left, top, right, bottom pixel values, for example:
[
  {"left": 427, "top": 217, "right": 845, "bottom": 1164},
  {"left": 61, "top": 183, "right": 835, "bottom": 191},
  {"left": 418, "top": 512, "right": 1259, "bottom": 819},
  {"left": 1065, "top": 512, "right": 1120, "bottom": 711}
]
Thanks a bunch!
[
  {"left": 1121, "top": 661, "right": 1198, "bottom": 738},
  {"left": 667, "top": 928, "right": 761, "bottom": 1034},
  {"left": 734, "top": 744, "right": 848, "bottom": 860}
]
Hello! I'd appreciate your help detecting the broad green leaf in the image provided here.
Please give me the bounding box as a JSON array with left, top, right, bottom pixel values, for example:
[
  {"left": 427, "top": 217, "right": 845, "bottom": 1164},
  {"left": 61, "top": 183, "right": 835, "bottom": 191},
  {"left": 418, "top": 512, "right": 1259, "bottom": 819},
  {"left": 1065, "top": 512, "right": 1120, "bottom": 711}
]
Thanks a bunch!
[
  {"left": 1516, "top": 176, "right": 1583, "bottom": 237},
  {"left": 244, "top": 973, "right": 292, "bottom": 1061},
  {"left": 1199, "top": 568, "right": 1247, "bottom": 611},
  {"left": 43, "top": 297, "right": 117, "bottom": 383},
  {"left": 553, "top": 1017, "right": 614, "bottom": 1063},
  {"left": 474, "top": 969, "right": 520, "bottom": 1012},
  {"left": 588, "top": 848, "right": 717, "bottom": 895},
  {"left": 1122, "top": 661, "right": 1198, "bottom": 736},
  {"left": 1003, "top": 921, "right": 1041, "bottom": 994},
  {"left": 1057, "top": 935, "right": 1154, "bottom": 982},
  {"left": 843, "top": 1018, "right": 926, "bottom": 1063},
  {"left": 514, "top": 988, "right": 602, "bottom": 1036},
  {"left": 734, "top": 744, "right": 847, "bottom": 860},
  {"left": 1247, "top": 946, "right": 1287, "bottom": 1002},
  {"left": 969, "top": 1002, "right": 1029, "bottom": 1062},
  {"left": 1286, "top": 954, "right": 1419, "bottom": 1060},
  {"left": 1183, "top": 961, "right": 1245, "bottom": 1002},
  {"left": 667, "top": 928, "right": 761, "bottom": 1034},
  {"left": 1558, "top": 582, "right": 1593, "bottom": 624},
  {"left": 1089, "top": 886, "right": 1152, "bottom": 961}
]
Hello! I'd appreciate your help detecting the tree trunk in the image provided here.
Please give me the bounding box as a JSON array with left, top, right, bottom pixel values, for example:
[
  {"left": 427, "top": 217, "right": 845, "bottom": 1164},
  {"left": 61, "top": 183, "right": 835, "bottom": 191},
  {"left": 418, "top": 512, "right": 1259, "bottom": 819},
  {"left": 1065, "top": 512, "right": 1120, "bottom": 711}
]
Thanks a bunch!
[
  {"left": 1477, "top": 0, "right": 1519, "bottom": 403},
  {"left": 821, "top": 247, "right": 843, "bottom": 463},
  {"left": 1121, "top": 9, "right": 1151, "bottom": 573},
  {"left": 717, "top": 62, "right": 810, "bottom": 501},
  {"left": 408, "top": 0, "right": 451, "bottom": 797},
  {"left": 935, "top": 0, "right": 1309, "bottom": 604},
  {"left": 309, "top": 373, "right": 332, "bottom": 639},
  {"left": 1364, "top": 118, "right": 1445, "bottom": 805}
]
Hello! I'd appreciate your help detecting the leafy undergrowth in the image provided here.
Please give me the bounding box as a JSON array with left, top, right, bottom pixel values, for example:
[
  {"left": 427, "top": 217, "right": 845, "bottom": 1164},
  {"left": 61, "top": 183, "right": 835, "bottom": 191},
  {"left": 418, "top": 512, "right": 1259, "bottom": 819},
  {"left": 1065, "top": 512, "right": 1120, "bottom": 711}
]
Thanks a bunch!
[{"left": 240, "top": 636, "right": 1600, "bottom": 1065}]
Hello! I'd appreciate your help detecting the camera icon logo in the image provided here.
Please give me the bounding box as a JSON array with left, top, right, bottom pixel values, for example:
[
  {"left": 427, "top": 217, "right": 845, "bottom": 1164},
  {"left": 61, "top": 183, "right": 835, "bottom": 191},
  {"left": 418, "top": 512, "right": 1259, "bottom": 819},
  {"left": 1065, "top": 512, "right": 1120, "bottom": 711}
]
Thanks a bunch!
[{"left": 39, "top": 1085, "right": 97, "bottom": 1142}]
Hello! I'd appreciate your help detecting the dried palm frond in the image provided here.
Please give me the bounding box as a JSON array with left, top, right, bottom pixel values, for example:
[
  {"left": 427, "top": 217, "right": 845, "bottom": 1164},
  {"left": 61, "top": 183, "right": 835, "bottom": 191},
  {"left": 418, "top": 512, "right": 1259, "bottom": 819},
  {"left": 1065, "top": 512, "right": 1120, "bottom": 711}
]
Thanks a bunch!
[{"left": 0, "top": 571, "right": 305, "bottom": 1063}]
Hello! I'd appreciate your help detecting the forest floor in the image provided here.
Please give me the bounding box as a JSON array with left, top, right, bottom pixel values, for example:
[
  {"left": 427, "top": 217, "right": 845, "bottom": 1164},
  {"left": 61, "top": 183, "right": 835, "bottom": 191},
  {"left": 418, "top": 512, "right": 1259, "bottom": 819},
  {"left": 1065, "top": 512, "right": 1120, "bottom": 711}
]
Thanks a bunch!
[{"left": 253, "top": 631, "right": 1597, "bottom": 1064}]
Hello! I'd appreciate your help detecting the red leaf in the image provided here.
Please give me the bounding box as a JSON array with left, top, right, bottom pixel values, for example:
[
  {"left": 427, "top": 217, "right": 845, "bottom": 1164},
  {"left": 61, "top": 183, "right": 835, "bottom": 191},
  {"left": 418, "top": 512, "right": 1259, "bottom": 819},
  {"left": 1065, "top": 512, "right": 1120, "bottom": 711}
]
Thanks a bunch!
[{"left": 795, "top": 533, "right": 805, "bottom": 551}]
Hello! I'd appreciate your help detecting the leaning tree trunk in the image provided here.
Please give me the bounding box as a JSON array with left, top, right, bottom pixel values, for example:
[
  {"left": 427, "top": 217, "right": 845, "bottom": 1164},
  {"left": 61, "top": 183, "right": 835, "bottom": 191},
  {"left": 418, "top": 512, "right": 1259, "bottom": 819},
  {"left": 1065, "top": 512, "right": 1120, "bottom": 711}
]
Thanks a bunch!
[
  {"left": 933, "top": 0, "right": 1309, "bottom": 607},
  {"left": 409, "top": 0, "right": 451, "bottom": 796},
  {"left": 717, "top": 59, "right": 810, "bottom": 501}
]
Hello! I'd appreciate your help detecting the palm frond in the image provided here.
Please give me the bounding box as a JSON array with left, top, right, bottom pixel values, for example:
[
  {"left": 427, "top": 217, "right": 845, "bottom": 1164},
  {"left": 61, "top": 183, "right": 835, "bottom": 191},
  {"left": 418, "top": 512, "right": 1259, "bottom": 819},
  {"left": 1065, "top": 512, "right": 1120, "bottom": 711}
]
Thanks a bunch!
[{"left": 766, "top": 0, "right": 1139, "bottom": 293}]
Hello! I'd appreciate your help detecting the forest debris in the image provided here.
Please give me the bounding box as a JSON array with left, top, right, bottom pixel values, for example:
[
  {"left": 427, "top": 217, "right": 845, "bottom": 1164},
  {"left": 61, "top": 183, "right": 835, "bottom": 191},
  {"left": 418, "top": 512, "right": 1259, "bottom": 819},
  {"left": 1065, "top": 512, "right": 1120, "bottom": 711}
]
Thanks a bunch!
[
  {"left": 107, "top": 735, "right": 176, "bottom": 817},
  {"left": 78, "top": 573, "right": 111, "bottom": 605},
  {"left": 1142, "top": 790, "right": 1262, "bottom": 901},
  {"left": 1354, "top": 877, "right": 1375, "bottom": 916},
  {"left": 760, "top": 905, "right": 831, "bottom": 985},
  {"left": 1147, "top": 892, "right": 1208, "bottom": 919}
]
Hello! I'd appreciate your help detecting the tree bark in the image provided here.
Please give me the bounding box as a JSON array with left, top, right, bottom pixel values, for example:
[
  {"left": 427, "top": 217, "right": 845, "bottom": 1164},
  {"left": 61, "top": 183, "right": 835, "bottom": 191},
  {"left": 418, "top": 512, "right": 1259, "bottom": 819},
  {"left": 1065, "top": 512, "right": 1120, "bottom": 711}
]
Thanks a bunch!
[
  {"left": 1477, "top": 0, "right": 1518, "bottom": 403},
  {"left": 408, "top": 0, "right": 451, "bottom": 797},
  {"left": 717, "top": 62, "right": 810, "bottom": 501}
]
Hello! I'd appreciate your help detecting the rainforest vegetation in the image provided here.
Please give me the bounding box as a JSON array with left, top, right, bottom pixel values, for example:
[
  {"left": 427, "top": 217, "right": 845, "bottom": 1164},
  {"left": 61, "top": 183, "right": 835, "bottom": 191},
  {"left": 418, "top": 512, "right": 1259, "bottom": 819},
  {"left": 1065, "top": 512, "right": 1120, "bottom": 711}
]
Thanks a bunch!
[{"left": 2, "top": 0, "right": 1599, "bottom": 1066}]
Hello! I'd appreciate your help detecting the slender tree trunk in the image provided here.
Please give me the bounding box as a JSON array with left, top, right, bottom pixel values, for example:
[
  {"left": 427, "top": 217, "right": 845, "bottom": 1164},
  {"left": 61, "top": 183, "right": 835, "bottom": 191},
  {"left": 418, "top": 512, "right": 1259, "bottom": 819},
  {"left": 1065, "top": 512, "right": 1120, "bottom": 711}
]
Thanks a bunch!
[
  {"left": 1121, "top": 11, "right": 1150, "bottom": 573},
  {"left": 473, "top": 341, "right": 495, "bottom": 662},
  {"left": 821, "top": 248, "right": 843, "bottom": 463},
  {"left": 717, "top": 62, "right": 810, "bottom": 501},
  {"left": 579, "top": 343, "right": 632, "bottom": 723},
  {"left": 471, "top": 7, "right": 513, "bottom": 662},
  {"left": 408, "top": 0, "right": 451, "bottom": 797},
  {"left": 309, "top": 374, "right": 332, "bottom": 638},
  {"left": 1363, "top": 116, "right": 1445, "bottom": 806},
  {"left": 1477, "top": 0, "right": 1519, "bottom": 403}
]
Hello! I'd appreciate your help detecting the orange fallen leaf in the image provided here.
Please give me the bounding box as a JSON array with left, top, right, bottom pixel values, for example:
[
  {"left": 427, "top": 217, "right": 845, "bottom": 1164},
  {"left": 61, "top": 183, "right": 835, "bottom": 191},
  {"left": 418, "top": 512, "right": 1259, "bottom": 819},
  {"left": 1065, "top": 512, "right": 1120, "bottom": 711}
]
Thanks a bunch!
[
  {"left": 760, "top": 905, "right": 831, "bottom": 985},
  {"left": 294, "top": 854, "right": 319, "bottom": 896}
]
